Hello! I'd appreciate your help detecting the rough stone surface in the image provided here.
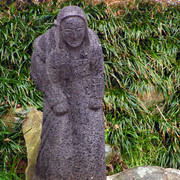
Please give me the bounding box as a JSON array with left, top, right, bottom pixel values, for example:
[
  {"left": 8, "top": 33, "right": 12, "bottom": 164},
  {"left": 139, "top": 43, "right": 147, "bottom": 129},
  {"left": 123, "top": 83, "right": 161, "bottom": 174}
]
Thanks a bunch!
[
  {"left": 107, "top": 166, "right": 180, "bottom": 180},
  {"left": 165, "top": 168, "right": 180, "bottom": 180},
  {"left": 22, "top": 108, "right": 43, "bottom": 180},
  {"left": 23, "top": 108, "right": 111, "bottom": 180},
  {"left": 105, "top": 144, "right": 113, "bottom": 164},
  {"left": 30, "top": 6, "right": 106, "bottom": 180}
]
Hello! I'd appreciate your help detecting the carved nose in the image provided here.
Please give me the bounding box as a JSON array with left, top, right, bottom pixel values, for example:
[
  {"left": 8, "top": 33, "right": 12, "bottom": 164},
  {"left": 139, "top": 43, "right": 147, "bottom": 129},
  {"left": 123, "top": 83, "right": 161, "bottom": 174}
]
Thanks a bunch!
[{"left": 71, "top": 31, "right": 78, "bottom": 39}]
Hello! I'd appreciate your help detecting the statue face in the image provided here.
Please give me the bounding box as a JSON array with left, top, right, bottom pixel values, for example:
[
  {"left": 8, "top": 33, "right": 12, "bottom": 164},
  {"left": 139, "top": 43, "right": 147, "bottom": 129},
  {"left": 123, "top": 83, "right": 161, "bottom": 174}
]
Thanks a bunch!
[{"left": 61, "top": 17, "right": 86, "bottom": 48}]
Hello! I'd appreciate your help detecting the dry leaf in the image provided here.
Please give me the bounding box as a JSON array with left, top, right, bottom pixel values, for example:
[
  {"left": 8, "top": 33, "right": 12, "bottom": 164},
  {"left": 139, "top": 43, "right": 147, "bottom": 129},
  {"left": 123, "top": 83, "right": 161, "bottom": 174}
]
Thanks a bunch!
[
  {"left": 114, "top": 124, "right": 119, "bottom": 130},
  {"left": 4, "top": 138, "right": 11, "bottom": 142},
  {"left": 107, "top": 164, "right": 114, "bottom": 173},
  {"left": 119, "top": 160, "right": 128, "bottom": 171}
]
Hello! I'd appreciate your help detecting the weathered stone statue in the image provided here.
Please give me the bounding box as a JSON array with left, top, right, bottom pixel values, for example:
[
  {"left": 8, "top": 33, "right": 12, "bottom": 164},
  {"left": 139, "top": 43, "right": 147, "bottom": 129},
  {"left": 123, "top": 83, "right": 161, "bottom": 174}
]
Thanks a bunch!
[{"left": 30, "top": 6, "right": 106, "bottom": 180}]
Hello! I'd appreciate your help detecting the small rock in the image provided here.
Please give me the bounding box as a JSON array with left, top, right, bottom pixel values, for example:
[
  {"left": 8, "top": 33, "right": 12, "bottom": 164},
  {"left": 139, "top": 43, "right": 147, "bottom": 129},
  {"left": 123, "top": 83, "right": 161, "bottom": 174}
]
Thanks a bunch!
[
  {"left": 165, "top": 168, "right": 180, "bottom": 180},
  {"left": 105, "top": 144, "right": 113, "bottom": 164},
  {"left": 107, "top": 166, "right": 180, "bottom": 180},
  {"left": 22, "top": 108, "right": 43, "bottom": 180}
]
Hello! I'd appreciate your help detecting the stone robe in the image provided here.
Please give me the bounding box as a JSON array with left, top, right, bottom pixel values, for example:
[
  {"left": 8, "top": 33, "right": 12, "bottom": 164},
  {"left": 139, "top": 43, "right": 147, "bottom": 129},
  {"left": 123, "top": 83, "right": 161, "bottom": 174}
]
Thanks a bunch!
[{"left": 30, "top": 10, "right": 106, "bottom": 180}]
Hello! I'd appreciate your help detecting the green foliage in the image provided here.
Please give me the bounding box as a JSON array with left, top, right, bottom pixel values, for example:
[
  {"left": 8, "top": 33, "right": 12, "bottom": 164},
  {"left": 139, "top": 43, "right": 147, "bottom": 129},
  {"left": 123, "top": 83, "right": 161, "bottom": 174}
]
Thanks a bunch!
[
  {"left": 0, "top": 118, "right": 26, "bottom": 179},
  {"left": 102, "top": 1, "right": 180, "bottom": 173},
  {"left": 0, "top": 0, "right": 179, "bottom": 176}
]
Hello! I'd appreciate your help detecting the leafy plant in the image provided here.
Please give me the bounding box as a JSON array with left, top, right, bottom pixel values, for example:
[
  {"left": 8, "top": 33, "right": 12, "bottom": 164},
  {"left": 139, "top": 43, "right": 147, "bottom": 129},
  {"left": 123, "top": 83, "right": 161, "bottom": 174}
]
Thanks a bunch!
[
  {"left": 0, "top": 118, "right": 26, "bottom": 179},
  {"left": 0, "top": 0, "right": 179, "bottom": 177}
]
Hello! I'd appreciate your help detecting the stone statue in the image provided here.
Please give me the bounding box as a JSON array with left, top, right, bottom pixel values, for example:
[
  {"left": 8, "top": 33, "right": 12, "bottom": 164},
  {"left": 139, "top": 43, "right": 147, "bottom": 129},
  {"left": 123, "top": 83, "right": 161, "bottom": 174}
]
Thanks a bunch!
[{"left": 30, "top": 6, "right": 106, "bottom": 180}]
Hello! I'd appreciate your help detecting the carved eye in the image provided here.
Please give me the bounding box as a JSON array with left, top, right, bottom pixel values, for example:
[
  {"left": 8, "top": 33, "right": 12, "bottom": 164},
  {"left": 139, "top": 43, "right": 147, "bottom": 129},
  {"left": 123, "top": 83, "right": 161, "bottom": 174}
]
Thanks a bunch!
[
  {"left": 76, "top": 28, "right": 83, "bottom": 32},
  {"left": 64, "top": 29, "right": 72, "bottom": 33}
]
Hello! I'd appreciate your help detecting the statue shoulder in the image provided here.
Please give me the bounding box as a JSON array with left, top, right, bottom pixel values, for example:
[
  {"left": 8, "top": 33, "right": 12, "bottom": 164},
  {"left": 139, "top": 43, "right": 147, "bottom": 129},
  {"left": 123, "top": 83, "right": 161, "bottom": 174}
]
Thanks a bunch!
[
  {"left": 88, "top": 28, "right": 101, "bottom": 47},
  {"left": 33, "top": 27, "right": 56, "bottom": 54},
  {"left": 88, "top": 28, "right": 103, "bottom": 57}
]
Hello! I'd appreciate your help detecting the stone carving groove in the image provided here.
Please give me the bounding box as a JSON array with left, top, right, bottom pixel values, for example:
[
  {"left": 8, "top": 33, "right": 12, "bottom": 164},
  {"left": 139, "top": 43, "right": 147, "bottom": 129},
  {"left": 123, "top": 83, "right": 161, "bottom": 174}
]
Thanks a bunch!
[{"left": 30, "top": 6, "right": 106, "bottom": 180}]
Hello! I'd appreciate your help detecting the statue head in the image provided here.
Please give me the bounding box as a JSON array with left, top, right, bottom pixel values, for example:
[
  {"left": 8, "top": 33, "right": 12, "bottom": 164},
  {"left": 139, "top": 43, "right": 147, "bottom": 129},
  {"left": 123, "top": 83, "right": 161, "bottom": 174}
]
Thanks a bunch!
[
  {"left": 60, "top": 16, "right": 86, "bottom": 48},
  {"left": 54, "top": 6, "right": 89, "bottom": 49}
]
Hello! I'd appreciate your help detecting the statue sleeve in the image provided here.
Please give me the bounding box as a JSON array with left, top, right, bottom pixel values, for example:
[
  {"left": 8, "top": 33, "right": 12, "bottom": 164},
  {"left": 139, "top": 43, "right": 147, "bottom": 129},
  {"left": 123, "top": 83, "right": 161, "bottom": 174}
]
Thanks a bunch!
[
  {"left": 90, "top": 43, "right": 105, "bottom": 100},
  {"left": 30, "top": 35, "right": 64, "bottom": 108},
  {"left": 46, "top": 49, "right": 67, "bottom": 106}
]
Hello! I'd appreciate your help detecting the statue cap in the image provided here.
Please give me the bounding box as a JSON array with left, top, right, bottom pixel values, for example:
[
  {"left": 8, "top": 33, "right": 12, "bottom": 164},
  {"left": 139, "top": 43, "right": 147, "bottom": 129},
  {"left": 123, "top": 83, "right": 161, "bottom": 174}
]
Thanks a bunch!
[{"left": 54, "top": 6, "right": 87, "bottom": 26}]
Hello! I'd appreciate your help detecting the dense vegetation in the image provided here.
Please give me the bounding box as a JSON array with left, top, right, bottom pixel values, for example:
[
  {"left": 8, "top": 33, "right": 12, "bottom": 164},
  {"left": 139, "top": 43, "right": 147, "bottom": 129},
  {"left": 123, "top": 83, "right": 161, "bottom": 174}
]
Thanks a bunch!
[{"left": 0, "top": 0, "right": 179, "bottom": 178}]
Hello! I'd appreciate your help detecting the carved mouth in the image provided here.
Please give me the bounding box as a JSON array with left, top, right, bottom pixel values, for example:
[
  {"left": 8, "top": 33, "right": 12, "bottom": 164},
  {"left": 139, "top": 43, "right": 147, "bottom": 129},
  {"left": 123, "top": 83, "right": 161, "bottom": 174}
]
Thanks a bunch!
[{"left": 71, "top": 41, "right": 81, "bottom": 46}]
